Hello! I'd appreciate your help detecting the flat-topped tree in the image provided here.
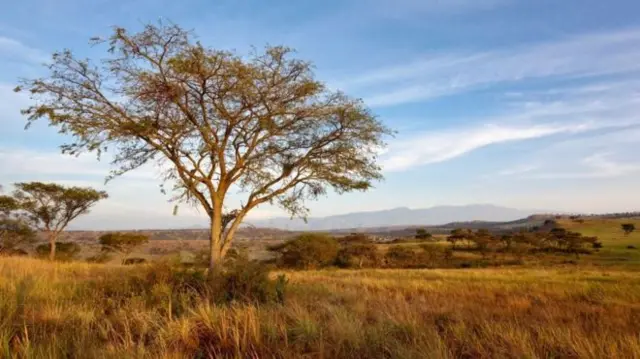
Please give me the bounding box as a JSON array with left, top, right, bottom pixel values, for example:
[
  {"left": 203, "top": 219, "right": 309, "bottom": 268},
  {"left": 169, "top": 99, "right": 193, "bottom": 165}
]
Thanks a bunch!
[
  {"left": 10, "top": 182, "right": 108, "bottom": 260},
  {"left": 0, "top": 189, "right": 35, "bottom": 255},
  {"left": 17, "top": 23, "right": 391, "bottom": 273},
  {"left": 99, "top": 232, "right": 149, "bottom": 264}
]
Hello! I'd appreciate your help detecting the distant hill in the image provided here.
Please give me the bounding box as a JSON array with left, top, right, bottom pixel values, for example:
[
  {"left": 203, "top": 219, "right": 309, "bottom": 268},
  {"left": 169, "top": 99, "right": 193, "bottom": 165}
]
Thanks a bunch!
[{"left": 249, "top": 204, "right": 551, "bottom": 231}]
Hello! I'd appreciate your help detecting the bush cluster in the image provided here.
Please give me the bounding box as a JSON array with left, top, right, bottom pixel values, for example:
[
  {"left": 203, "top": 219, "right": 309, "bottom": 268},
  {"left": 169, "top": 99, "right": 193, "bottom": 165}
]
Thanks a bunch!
[
  {"left": 446, "top": 226, "right": 601, "bottom": 258},
  {"left": 273, "top": 233, "right": 340, "bottom": 269},
  {"left": 35, "top": 242, "right": 81, "bottom": 261},
  {"left": 271, "top": 225, "right": 602, "bottom": 270},
  {"left": 271, "top": 233, "right": 451, "bottom": 269}
]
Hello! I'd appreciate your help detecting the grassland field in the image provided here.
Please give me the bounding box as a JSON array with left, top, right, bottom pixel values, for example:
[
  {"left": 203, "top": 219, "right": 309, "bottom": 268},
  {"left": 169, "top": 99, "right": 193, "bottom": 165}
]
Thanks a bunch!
[{"left": 1, "top": 218, "right": 640, "bottom": 358}]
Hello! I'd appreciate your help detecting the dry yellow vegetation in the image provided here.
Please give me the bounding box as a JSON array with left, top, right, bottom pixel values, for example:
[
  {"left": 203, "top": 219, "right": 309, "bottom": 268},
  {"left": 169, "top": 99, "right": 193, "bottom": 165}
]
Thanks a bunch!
[{"left": 1, "top": 256, "right": 640, "bottom": 358}]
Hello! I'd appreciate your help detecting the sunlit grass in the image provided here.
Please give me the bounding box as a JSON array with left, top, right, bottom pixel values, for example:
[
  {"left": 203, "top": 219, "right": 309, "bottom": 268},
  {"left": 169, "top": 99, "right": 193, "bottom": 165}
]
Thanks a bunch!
[{"left": 1, "top": 256, "right": 640, "bottom": 358}]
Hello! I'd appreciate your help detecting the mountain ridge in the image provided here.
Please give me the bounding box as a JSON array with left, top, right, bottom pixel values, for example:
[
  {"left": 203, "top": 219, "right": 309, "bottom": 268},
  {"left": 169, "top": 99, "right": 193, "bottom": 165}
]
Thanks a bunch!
[{"left": 249, "top": 204, "right": 554, "bottom": 231}]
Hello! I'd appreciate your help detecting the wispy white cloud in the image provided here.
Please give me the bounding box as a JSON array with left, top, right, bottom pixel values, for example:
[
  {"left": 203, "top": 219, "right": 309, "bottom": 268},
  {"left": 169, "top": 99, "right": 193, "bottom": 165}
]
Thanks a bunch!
[
  {"left": 337, "top": 27, "right": 640, "bottom": 107},
  {"left": 382, "top": 122, "right": 598, "bottom": 172},
  {"left": 381, "top": 76, "right": 640, "bottom": 171},
  {"left": 0, "top": 36, "right": 48, "bottom": 64},
  {"left": 0, "top": 148, "right": 159, "bottom": 181}
]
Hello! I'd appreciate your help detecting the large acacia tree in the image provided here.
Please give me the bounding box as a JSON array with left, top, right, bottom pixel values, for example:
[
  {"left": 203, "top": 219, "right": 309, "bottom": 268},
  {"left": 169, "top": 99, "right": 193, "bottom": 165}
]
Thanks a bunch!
[{"left": 17, "top": 23, "right": 391, "bottom": 272}]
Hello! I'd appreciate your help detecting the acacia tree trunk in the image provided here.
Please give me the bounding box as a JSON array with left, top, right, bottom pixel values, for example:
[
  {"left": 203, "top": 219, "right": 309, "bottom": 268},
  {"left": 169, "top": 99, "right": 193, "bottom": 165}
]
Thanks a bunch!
[
  {"left": 48, "top": 233, "right": 57, "bottom": 261},
  {"left": 208, "top": 208, "right": 223, "bottom": 276}
]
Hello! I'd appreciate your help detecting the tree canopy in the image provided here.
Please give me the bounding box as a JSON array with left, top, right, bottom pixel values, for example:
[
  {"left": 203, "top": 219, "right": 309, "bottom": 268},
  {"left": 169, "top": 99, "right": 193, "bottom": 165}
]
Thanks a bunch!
[
  {"left": 0, "top": 193, "right": 35, "bottom": 255},
  {"left": 9, "top": 182, "right": 108, "bottom": 260},
  {"left": 99, "top": 232, "right": 149, "bottom": 263},
  {"left": 622, "top": 223, "right": 635, "bottom": 235},
  {"left": 17, "top": 22, "right": 391, "bottom": 271}
]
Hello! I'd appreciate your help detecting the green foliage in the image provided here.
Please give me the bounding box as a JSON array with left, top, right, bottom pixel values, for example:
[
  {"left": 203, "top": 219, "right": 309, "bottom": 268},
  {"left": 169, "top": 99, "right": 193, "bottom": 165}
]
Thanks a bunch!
[
  {"left": 622, "top": 223, "right": 635, "bottom": 235},
  {"left": 0, "top": 194, "right": 18, "bottom": 214},
  {"left": 336, "top": 243, "right": 381, "bottom": 268},
  {"left": 212, "top": 260, "right": 286, "bottom": 304},
  {"left": 11, "top": 183, "right": 108, "bottom": 231},
  {"left": 384, "top": 246, "right": 426, "bottom": 268},
  {"left": 499, "top": 234, "right": 514, "bottom": 250},
  {"left": 99, "top": 232, "right": 149, "bottom": 263},
  {"left": 224, "top": 248, "right": 250, "bottom": 266},
  {"left": 0, "top": 218, "right": 35, "bottom": 255},
  {"left": 274, "top": 233, "right": 339, "bottom": 269},
  {"left": 0, "top": 193, "right": 35, "bottom": 255},
  {"left": 415, "top": 228, "right": 432, "bottom": 240},
  {"left": 35, "top": 242, "right": 80, "bottom": 261},
  {"left": 419, "top": 244, "right": 447, "bottom": 261},
  {"left": 447, "top": 228, "right": 471, "bottom": 249}
]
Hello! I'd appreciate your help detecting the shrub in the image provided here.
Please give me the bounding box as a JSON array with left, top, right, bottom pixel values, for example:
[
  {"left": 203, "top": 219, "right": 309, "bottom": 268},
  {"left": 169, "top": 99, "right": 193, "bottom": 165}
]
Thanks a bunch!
[
  {"left": 35, "top": 242, "right": 80, "bottom": 261},
  {"left": 0, "top": 248, "right": 28, "bottom": 256},
  {"left": 447, "top": 229, "right": 471, "bottom": 249},
  {"left": 384, "top": 245, "right": 426, "bottom": 268},
  {"left": 336, "top": 243, "right": 380, "bottom": 268},
  {"left": 0, "top": 217, "right": 35, "bottom": 256},
  {"left": 415, "top": 228, "right": 432, "bottom": 240},
  {"left": 337, "top": 233, "right": 370, "bottom": 245},
  {"left": 213, "top": 260, "right": 285, "bottom": 304},
  {"left": 622, "top": 223, "right": 635, "bottom": 235},
  {"left": 419, "top": 244, "right": 448, "bottom": 267},
  {"left": 224, "top": 248, "right": 250, "bottom": 266},
  {"left": 123, "top": 257, "right": 147, "bottom": 265},
  {"left": 275, "top": 233, "right": 339, "bottom": 269},
  {"left": 420, "top": 244, "right": 443, "bottom": 259},
  {"left": 99, "top": 232, "right": 149, "bottom": 264},
  {"left": 141, "top": 260, "right": 287, "bottom": 308}
]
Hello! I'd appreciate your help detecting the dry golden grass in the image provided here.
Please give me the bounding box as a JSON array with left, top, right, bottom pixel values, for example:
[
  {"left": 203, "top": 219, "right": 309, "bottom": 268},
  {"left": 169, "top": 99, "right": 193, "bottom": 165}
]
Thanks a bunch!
[{"left": 1, "top": 256, "right": 640, "bottom": 358}]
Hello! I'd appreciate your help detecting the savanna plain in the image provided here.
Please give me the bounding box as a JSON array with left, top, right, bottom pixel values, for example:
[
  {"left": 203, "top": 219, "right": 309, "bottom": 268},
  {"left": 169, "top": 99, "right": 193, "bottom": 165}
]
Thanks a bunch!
[{"left": 1, "top": 218, "right": 640, "bottom": 359}]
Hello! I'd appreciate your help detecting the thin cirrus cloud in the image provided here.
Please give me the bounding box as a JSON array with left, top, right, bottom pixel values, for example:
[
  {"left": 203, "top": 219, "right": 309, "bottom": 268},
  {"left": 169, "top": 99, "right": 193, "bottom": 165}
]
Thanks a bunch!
[
  {"left": 0, "top": 148, "right": 161, "bottom": 181},
  {"left": 381, "top": 122, "right": 595, "bottom": 172},
  {"left": 336, "top": 27, "right": 640, "bottom": 107},
  {"left": 0, "top": 36, "right": 48, "bottom": 64},
  {"left": 380, "top": 76, "right": 640, "bottom": 172}
]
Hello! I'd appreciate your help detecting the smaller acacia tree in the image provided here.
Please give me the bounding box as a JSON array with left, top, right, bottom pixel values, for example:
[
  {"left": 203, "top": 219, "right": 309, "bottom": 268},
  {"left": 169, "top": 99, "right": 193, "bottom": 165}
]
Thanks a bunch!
[
  {"left": 622, "top": 223, "right": 635, "bottom": 236},
  {"left": 0, "top": 193, "right": 35, "bottom": 255},
  {"left": 10, "top": 182, "right": 108, "bottom": 260},
  {"left": 415, "top": 228, "right": 432, "bottom": 240},
  {"left": 447, "top": 228, "right": 470, "bottom": 250},
  {"left": 99, "top": 232, "right": 149, "bottom": 264},
  {"left": 471, "top": 229, "right": 494, "bottom": 258}
]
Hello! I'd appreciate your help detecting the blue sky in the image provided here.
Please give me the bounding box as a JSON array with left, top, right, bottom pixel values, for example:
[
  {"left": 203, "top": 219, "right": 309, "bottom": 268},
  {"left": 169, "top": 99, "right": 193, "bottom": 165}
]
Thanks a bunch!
[{"left": 2, "top": 0, "right": 640, "bottom": 229}]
